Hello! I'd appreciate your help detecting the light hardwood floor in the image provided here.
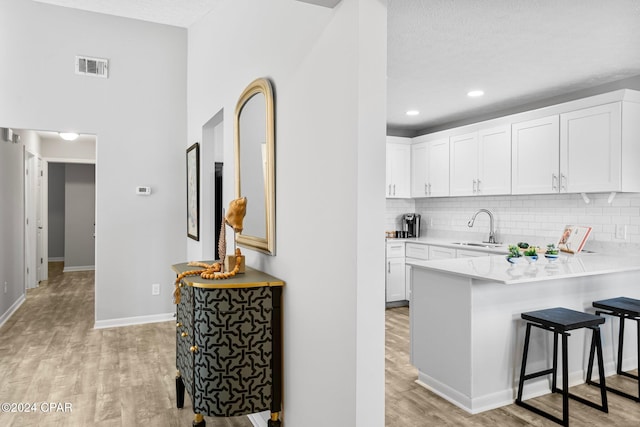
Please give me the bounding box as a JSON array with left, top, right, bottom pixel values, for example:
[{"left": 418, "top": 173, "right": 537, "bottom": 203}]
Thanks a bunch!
[
  {"left": 0, "top": 263, "right": 251, "bottom": 427},
  {"left": 2, "top": 265, "right": 639, "bottom": 426},
  {"left": 385, "top": 306, "right": 640, "bottom": 426}
]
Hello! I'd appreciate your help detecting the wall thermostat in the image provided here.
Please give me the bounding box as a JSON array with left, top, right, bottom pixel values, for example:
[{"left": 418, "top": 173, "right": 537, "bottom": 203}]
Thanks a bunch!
[{"left": 136, "top": 186, "right": 151, "bottom": 195}]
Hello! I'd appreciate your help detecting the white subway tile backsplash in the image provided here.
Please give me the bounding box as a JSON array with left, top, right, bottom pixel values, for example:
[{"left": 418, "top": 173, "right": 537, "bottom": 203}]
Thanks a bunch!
[{"left": 392, "top": 192, "right": 640, "bottom": 253}]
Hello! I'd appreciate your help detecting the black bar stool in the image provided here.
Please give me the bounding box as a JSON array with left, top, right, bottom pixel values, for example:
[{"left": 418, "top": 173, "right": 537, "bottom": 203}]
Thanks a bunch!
[
  {"left": 587, "top": 296, "right": 640, "bottom": 402},
  {"left": 515, "top": 307, "right": 608, "bottom": 426}
]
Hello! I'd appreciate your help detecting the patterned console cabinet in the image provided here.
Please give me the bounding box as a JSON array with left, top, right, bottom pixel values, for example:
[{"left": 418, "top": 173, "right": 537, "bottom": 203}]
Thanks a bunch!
[{"left": 172, "top": 263, "right": 284, "bottom": 427}]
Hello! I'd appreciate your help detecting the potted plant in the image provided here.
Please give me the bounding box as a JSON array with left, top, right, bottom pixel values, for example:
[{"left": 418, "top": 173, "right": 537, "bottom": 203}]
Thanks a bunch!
[
  {"left": 506, "top": 245, "right": 523, "bottom": 264},
  {"left": 545, "top": 243, "right": 559, "bottom": 262},
  {"left": 524, "top": 246, "right": 538, "bottom": 263}
]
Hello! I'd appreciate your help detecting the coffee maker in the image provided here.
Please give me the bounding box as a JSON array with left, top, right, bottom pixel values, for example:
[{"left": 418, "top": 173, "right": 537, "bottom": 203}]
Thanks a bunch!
[{"left": 402, "top": 213, "right": 421, "bottom": 238}]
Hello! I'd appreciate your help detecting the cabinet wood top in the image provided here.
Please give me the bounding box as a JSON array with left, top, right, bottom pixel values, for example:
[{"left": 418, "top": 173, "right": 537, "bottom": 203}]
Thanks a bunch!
[{"left": 172, "top": 262, "right": 285, "bottom": 289}]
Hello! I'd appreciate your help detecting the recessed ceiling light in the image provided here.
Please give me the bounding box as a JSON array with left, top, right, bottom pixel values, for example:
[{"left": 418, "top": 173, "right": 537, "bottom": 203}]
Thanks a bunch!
[
  {"left": 406, "top": 110, "right": 420, "bottom": 116},
  {"left": 467, "top": 90, "right": 484, "bottom": 98},
  {"left": 59, "top": 132, "right": 79, "bottom": 141}
]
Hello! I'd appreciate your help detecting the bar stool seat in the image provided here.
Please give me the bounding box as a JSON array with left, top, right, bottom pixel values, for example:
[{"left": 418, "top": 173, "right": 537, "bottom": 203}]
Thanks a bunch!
[
  {"left": 516, "top": 307, "right": 608, "bottom": 426},
  {"left": 587, "top": 297, "right": 640, "bottom": 402}
]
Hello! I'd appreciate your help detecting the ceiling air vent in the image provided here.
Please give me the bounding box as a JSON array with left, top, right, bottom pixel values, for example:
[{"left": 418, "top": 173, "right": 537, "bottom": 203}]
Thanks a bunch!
[{"left": 75, "top": 55, "right": 109, "bottom": 78}]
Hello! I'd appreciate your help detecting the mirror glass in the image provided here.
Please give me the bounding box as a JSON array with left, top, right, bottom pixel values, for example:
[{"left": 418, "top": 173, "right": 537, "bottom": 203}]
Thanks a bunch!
[{"left": 234, "top": 78, "right": 275, "bottom": 255}]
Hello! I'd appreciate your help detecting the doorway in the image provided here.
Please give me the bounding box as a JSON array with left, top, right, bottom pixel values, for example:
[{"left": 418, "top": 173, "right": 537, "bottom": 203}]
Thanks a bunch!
[
  {"left": 22, "top": 130, "right": 97, "bottom": 288},
  {"left": 202, "top": 109, "right": 225, "bottom": 259}
]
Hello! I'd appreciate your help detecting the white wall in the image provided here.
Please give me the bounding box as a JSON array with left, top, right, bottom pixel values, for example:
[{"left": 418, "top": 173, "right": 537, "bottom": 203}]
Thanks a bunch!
[
  {"left": 0, "top": 130, "right": 24, "bottom": 323},
  {"left": 0, "top": 0, "right": 187, "bottom": 322},
  {"left": 187, "top": 0, "right": 386, "bottom": 425},
  {"left": 64, "top": 163, "right": 95, "bottom": 270}
]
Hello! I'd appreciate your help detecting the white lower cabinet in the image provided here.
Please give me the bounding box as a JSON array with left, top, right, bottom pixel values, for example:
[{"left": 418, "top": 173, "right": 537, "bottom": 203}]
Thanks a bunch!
[
  {"left": 386, "top": 242, "right": 406, "bottom": 302},
  {"left": 388, "top": 242, "right": 500, "bottom": 304}
]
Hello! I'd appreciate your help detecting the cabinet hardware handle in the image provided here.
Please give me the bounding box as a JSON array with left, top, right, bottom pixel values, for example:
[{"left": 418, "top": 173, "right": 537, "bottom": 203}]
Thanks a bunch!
[
  {"left": 560, "top": 174, "right": 567, "bottom": 191},
  {"left": 181, "top": 332, "right": 188, "bottom": 337},
  {"left": 424, "top": 183, "right": 428, "bottom": 195},
  {"left": 552, "top": 173, "right": 558, "bottom": 191},
  {"left": 388, "top": 261, "right": 391, "bottom": 273},
  {"left": 189, "top": 345, "right": 198, "bottom": 353},
  {"left": 477, "top": 179, "right": 481, "bottom": 193},
  {"left": 393, "top": 184, "right": 396, "bottom": 195},
  {"left": 388, "top": 184, "right": 391, "bottom": 195},
  {"left": 176, "top": 322, "right": 182, "bottom": 328},
  {"left": 428, "top": 182, "right": 432, "bottom": 195},
  {"left": 472, "top": 179, "right": 477, "bottom": 194}
]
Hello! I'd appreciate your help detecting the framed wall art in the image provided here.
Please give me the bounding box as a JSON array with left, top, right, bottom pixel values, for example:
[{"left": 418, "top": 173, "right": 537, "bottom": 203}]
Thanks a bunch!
[{"left": 186, "top": 142, "right": 200, "bottom": 241}]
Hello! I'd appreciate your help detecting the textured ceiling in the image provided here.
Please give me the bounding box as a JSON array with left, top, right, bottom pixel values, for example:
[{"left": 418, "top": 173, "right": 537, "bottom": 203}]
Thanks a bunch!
[
  {"left": 32, "top": 0, "right": 640, "bottom": 134},
  {"left": 388, "top": 0, "right": 640, "bottom": 133}
]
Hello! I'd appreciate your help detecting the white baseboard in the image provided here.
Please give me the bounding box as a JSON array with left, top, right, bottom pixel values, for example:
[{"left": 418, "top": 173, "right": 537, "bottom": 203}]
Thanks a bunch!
[
  {"left": 63, "top": 265, "right": 95, "bottom": 272},
  {"left": 247, "top": 411, "right": 269, "bottom": 427},
  {"left": 0, "top": 294, "right": 26, "bottom": 329},
  {"left": 48, "top": 257, "right": 64, "bottom": 262},
  {"left": 94, "top": 312, "right": 174, "bottom": 329}
]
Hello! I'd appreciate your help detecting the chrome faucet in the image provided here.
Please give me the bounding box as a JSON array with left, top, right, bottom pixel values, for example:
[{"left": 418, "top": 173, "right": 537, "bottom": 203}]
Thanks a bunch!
[{"left": 468, "top": 209, "right": 496, "bottom": 244}]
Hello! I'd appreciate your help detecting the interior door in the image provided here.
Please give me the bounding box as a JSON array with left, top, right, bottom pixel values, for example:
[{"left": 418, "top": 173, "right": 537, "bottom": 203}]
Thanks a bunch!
[
  {"left": 36, "top": 158, "right": 48, "bottom": 282},
  {"left": 24, "top": 152, "right": 37, "bottom": 289}
]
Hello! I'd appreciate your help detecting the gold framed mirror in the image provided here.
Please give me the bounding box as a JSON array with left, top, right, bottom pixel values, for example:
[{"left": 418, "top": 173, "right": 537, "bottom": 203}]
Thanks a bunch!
[{"left": 234, "top": 78, "right": 275, "bottom": 255}]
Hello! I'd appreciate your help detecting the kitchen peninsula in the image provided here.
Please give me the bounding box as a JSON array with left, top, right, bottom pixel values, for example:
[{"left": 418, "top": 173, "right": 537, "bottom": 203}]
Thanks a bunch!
[{"left": 408, "top": 253, "right": 640, "bottom": 414}]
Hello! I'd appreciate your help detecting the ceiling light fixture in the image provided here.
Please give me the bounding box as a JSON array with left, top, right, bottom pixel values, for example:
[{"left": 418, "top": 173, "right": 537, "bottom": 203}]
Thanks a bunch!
[
  {"left": 59, "top": 132, "right": 79, "bottom": 141},
  {"left": 467, "top": 90, "right": 485, "bottom": 98},
  {"left": 406, "top": 110, "right": 420, "bottom": 116}
]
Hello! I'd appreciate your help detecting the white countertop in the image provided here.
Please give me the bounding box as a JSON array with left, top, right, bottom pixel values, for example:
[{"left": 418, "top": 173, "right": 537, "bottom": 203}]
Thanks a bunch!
[{"left": 407, "top": 252, "right": 640, "bottom": 284}]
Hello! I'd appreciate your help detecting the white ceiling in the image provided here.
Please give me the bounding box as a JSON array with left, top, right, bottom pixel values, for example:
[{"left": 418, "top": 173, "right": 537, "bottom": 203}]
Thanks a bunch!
[
  {"left": 33, "top": 0, "right": 640, "bottom": 134},
  {"left": 32, "top": 0, "right": 223, "bottom": 28}
]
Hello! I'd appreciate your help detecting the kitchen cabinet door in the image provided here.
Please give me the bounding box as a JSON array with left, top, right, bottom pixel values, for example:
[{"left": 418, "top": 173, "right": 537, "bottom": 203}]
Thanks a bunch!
[
  {"left": 449, "top": 132, "right": 478, "bottom": 196},
  {"left": 386, "top": 141, "right": 411, "bottom": 198},
  {"left": 427, "top": 138, "right": 450, "bottom": 197},
  {"left": 449, "top": 126, "right": 510, "bottom": 196},
  {"left": 478, "top": 126, "right": 511, "bottom": 195},
  {"left": 511, "top": 115, "right": 560, "bottom": 194},
  {"left": 560, "top": 102, "right": 621, "bottom": 193},
  {"left": 411, "top": 142, "right": 428, "bottom": 197},
  {"left": 386, "top": 257, "right": 406, "bottom": 302}
]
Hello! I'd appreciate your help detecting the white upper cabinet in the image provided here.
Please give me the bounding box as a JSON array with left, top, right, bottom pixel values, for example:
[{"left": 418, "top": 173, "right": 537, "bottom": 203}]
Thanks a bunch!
[
  {"left": 450, "top": 126, "right": 510, "bottom": 196},
  {"left": 560, "top": 102, "right": 621, "bottom": 193},
  {"left": 511, "top": 115, "right": 560, "bottom": 194},
  {"left": 411, "top": 137, "right": 449, "bottom": 197},
  {"left": 478, "top": 126, "right": 512, "bottom": 195},
  {"left": 410, "top": 90, "right": 640, "bottom": 198},
  {"left": 512, "top": 101, "right": 637, "bottom": 195},
  {"left": 411, "top": 142, "right": 428, "bottom": 197},
  {"left": 449, "top": 132, "right": 478, "bottom": 196},
  {"left": 427, "top": 138, "right": 450, "bottom": 197},
  {"left": 386, "top": 137, "right": 411, "bottom": 198}
]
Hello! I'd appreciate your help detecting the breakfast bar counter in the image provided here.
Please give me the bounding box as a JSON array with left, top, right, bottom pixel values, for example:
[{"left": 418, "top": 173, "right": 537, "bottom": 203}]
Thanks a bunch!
[{"left": 407, "top": 253, "right": 640, "bottom": 414}]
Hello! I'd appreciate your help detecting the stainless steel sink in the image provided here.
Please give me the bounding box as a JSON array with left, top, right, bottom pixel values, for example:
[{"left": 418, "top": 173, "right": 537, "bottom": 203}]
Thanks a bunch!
[{"left": 451, "top": 242, "right": 504, "bottom": 248}]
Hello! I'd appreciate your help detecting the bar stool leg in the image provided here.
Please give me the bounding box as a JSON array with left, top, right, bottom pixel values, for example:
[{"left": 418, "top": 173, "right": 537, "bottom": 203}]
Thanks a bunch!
[
  {"left": 617, "top": 315, "right": 626, "bottom": 375},
  {"left": 551, "top": 331, "right": 559, "bottom": 392},
  {"left": 636, "top": 318, "right": 640, "bottom": 400},
  {"left": 516, "top": 323, "right": 533, "bottom": 403},
  {"left": 594, "top": 328, "right": 608, "bottom": 412},
  {"left": 561, "top": 332, "right": 569, "bottom": 427}
]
